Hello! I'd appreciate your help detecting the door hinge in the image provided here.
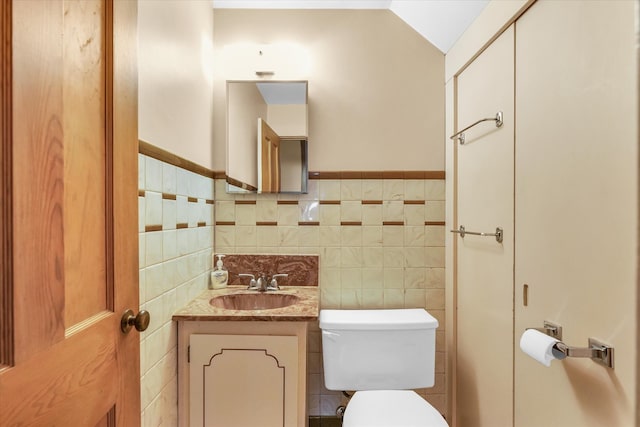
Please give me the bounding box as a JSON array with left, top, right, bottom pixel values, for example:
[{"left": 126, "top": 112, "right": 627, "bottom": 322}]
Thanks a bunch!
[{"left": 187, "top": 345, "right": 190, "bottom": 363}]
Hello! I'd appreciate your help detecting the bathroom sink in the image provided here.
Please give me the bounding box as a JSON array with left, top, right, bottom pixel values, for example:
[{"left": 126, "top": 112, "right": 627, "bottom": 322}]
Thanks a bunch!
[{"left": 209, "top": 293, "right": 300, "bottom": 310}]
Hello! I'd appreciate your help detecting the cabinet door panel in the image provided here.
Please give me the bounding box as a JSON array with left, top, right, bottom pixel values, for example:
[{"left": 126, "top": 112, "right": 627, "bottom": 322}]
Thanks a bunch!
[{"left": 190, "top": 334, "right": 298, "bottom": 427}]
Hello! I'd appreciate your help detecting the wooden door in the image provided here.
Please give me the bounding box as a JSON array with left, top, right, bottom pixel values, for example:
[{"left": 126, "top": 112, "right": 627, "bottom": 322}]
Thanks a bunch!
[
  {"left": 514, "top": 1, "right": 637, "bottom": 426},
  {"left": 454, "top": 26, "right": 515, "bottom": 427},
  {"left": 258, "top": 118, "right": 281, "bottom": 193},
  {"left": 0, "top": 1, "right": 140, "bottom": 426}
]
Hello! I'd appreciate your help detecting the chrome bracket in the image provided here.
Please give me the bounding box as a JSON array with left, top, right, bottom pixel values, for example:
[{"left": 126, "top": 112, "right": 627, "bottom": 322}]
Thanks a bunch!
[
  {"left": 532, "top": 320, "right": 563, "bottom": 340},
  {"left": 552, "top": 338, "right": 614, "bottom": 369}
]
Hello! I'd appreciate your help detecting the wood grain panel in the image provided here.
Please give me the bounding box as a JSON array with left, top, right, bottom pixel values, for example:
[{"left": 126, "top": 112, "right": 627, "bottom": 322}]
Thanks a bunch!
[
  {"left": 139, "top": 139, "right": 215, "bottom": 179},
  {"left": 1, "top": 1, "right": 140, "bottom": 426},
  {"left": 0, "top": 317, "right": 118, "bottom": 426},
  {"left": 12, "top": 0, "right": 65, "bottom": 363},
  {"left": 94, "top": 408, "right": 116, "bottom": 427},
  {"left": 226, "top": 175, "right": 258, "bottom": 191},
  {"left": 0, "top": 0, "right": 13, "bottom": 367},
  {"left": 63, "top": 0, "right": 109, "bottom": 329},
  {"left": 112, "top": 0, "right": 141, "bottom": 424}
]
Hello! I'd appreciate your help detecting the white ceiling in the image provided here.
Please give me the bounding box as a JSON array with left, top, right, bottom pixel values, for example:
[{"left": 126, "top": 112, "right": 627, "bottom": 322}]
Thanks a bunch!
[
  {"left": 212, "top": 0, "right": 489, "bottom": 53},
  {"left": 256, "top": 82, "right": 307, "bottom": 104}
]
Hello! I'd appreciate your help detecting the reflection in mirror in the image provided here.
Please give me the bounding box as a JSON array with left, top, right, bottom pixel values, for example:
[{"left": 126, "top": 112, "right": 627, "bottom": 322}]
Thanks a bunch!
[{"left": 226, "top": 81, "right": 308, "bottom": 194}]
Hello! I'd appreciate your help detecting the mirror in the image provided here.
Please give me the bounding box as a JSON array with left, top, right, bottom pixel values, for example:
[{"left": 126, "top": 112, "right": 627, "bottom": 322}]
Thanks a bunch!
[{"left": 226, "top": 81, "right": 308, "bottom": 194}]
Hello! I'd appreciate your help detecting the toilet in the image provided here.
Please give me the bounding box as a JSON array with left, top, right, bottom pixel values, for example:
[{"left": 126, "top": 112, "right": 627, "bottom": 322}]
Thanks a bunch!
[{"left": 319, "top": 309, "right": 449, "bottom": 427}]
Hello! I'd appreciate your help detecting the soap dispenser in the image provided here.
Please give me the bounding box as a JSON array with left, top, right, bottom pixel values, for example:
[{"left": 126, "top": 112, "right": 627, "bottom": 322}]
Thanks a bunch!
[{"left": 210, "top": 254, "right": 228, "bottom": 289}]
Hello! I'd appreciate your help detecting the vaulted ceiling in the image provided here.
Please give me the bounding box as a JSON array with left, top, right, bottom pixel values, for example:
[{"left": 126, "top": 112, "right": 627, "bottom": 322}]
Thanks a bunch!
[{"left": 212, "top": 0, "right": 489, "bottom": 53}]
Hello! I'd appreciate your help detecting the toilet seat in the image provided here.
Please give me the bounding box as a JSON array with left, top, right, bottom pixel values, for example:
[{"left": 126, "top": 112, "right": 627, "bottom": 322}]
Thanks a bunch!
[{"left": 343, "top": 390, "right": 449, "bottom": 427}]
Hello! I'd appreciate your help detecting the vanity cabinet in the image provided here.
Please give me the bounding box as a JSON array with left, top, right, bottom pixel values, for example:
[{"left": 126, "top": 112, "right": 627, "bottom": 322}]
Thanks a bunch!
[{"left": 177, "top": 321, "right": 308, "bottom": 427}]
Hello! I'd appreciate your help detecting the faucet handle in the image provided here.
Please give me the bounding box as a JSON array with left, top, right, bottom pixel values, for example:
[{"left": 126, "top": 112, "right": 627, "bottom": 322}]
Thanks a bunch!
[
  {"left": 238, "top": 273, "right": 257, "bottom": 290},
  {"left": 268, "top": 273, "right": 289, "bottom": 290}
]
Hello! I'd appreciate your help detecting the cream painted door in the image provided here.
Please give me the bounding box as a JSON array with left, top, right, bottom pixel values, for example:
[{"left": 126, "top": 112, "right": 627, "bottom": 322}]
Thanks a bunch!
[
  {"left": 0, "top": 1, "right": 140, "bottom": 425},
  {"left": 454, "top": 26, "right": 514, "bottom": 427},
  {"left": 514, "top": 1, "right": 637, "bottom": 426}
]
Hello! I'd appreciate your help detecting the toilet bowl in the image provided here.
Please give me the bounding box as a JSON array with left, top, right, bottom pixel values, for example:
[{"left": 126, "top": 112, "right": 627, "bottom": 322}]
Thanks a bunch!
[
  {"left": 343, "top": 390, "right": 447, "bottom": 427},
  {"left": 319, "top": 309, "right": 449, "bottom": 427}
]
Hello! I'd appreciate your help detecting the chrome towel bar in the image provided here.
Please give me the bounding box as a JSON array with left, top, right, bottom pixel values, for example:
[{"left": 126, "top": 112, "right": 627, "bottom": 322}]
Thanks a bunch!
[
  {"left": 450, "top": 225, "right": 503, "bottom": 243},
  {"left": 450, "top": 111, "right": 503, "bottom": 144}
]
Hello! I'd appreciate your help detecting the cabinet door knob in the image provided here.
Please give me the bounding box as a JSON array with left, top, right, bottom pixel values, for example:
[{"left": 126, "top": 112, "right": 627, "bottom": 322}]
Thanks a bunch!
[{"left": 120, "top": 309, "right": 150, "bottom": 333}]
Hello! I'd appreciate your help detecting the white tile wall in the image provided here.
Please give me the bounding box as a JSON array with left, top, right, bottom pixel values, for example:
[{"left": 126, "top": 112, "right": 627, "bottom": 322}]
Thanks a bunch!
[
  {"left": 213, "top": 176, "right": 447, "bottom": 417},
  {"left": 139, "top": 166, "right": 446, "bottom": 423},
  {"left": 138, "top": 154, "right": 214, "bottom": 427}
]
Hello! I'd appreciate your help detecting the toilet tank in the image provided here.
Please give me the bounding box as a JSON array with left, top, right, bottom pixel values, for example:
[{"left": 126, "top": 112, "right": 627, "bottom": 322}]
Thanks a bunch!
[{"left": 319, "top": 309, "right": 438, "bottom": 391}]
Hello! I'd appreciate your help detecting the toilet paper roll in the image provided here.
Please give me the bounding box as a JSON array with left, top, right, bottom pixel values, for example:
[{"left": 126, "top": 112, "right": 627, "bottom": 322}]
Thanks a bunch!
[{"left": 519, "top": 329, "right": 560, "bottom": 367}]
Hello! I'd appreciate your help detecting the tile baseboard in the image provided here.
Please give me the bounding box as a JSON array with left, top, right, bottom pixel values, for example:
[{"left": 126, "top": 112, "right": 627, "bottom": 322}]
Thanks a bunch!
[{"left": 309, "top": 416, "right": 343, "bottom": 427}]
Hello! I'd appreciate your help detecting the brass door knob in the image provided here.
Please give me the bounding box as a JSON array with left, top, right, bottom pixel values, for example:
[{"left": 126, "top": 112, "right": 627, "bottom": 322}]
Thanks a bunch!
[{"left": 120, "top": 309, "right": 150, "bottom": 333}]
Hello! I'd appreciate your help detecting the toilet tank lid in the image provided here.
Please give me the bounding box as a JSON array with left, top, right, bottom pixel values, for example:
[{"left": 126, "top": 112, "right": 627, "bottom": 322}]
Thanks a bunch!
[{"left": 319, "top": 309, "right": 438, "bottom": 331}]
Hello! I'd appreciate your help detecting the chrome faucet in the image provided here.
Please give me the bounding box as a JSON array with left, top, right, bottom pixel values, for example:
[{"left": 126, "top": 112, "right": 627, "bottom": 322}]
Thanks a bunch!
[
  {"left": 269, "top": 274, "right": 288, "bottom": 290},
  {"left": 238, "top": 273, "right": 257, "bottom": 290},
  {"left": 239, "top": 273, "right": 288, "bottom": 292},
  {"left": 256, "top": 274, "right": 269, "bottom": 292}
]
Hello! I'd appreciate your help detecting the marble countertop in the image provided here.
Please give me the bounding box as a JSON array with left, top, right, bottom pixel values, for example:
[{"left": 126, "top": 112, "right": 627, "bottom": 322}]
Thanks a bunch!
[{"left": 172, "top": 286, "right": 319, "bottom": 322}]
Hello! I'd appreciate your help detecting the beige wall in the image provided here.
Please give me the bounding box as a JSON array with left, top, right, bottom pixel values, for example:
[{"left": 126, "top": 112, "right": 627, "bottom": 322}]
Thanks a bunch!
[
  {"left": 267, "top": 104, "right": 308, "bottom": 137},
  {"left": 214, "top": 8, "right": 447, "bottom": 419},
  {"left": 227, "top": 82, "right": 266, "bottom": 187},
  {"left": 213, "top": 9, "right": 445, "bottom": 172},
  {"left": 137, "top": 2, "right": 216, "bottom": 424},
  {"left": 138, "top": 5, "right": 449, "bottom": 422},
  {"left": 138, "top": 0, "right": 215, "bottom": 169},
  {"left": 444, "top": 0, "right": 531, "bottom": 82},
  {"left": 279, "top": 141, "right": 304, "bottom": 192}
]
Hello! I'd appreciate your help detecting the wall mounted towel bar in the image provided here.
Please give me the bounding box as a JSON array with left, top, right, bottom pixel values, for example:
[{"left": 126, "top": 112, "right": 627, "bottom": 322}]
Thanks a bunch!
[
  {"left": 450, "top": 225, "right": 503, "bottom": 243},
  {"left": 450, "top": 111, "right": 503, "bottom": 145}
]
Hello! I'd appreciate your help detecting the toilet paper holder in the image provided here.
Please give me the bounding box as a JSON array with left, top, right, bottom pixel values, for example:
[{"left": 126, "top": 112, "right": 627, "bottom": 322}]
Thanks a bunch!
[
  {"left": 531, "top": 321, "right": 563, "bottom": 340},
  {"left": 529, "top": 321, "right": 614, "bottom": 369},
  {"left": 552, "top": 338, "right": 614, "bottom": 368}
]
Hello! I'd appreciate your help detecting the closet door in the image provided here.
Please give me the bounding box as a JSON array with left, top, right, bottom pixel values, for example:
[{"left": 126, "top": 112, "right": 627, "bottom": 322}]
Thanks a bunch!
[
  {"left": 514, "top": 1, "right": 637, "bottom": 426},
  {"left": 454, "top": 26, "right": 514, "bottom": 427}
]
